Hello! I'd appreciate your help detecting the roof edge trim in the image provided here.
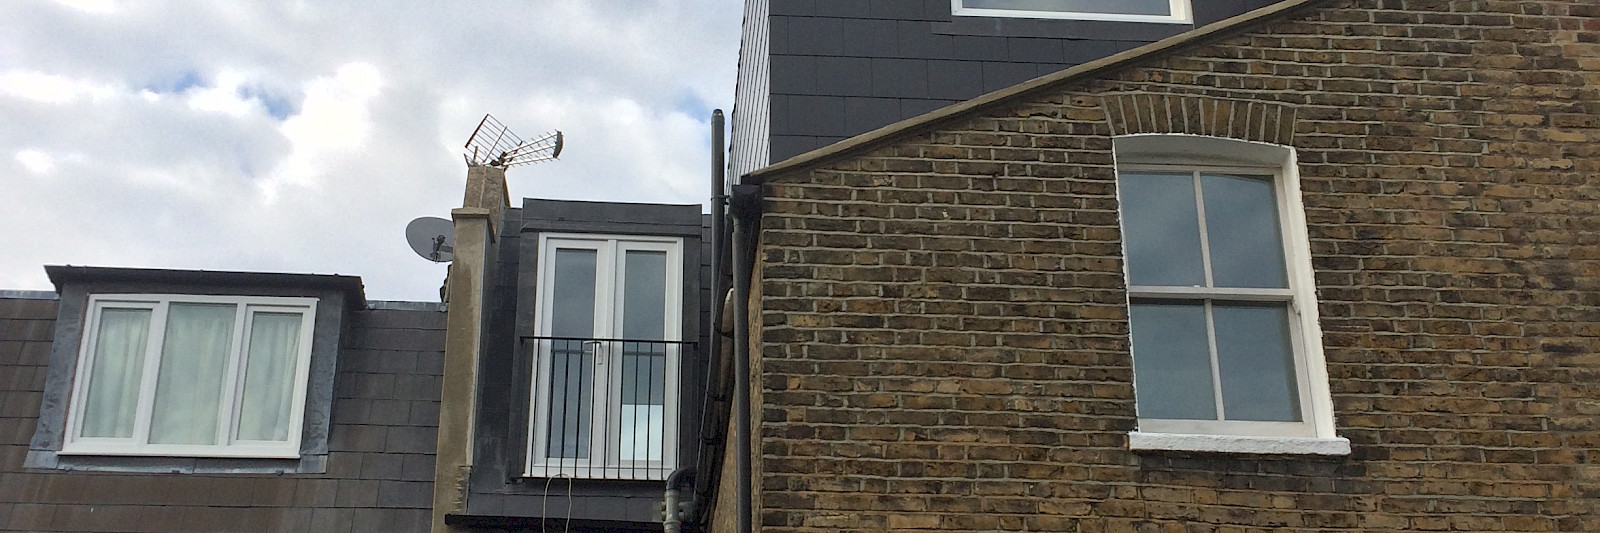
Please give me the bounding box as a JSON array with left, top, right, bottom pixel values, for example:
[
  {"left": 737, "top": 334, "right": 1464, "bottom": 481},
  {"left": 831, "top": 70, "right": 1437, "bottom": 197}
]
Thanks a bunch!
[
  {"left": 744, "top": 0, "right": 1337, "bottom": 184},
  {"left": 44, "top": 265, "right": 367, "bottom": 308}
]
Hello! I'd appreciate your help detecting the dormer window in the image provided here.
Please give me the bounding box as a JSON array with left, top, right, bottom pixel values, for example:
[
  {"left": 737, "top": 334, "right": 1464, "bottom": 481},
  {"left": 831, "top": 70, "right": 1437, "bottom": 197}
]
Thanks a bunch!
[
  {"left": 952, "top": 0, "right": 1192, "bottom": 23},
  {"left": 62, "top": 295, "right": 317, "bottom": 458}
]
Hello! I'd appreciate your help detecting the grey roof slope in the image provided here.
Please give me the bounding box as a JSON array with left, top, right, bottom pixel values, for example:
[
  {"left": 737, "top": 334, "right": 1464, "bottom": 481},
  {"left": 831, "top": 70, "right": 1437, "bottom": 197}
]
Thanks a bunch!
[{"left": 743, "top": 0, "right": 1337, "bottom": 183}]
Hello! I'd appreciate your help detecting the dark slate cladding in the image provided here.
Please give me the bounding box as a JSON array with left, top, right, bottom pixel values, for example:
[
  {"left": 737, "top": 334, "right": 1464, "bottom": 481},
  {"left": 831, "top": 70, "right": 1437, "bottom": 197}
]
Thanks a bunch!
[
  {"left": 0, "top": 292, "right": 446, "bottom": 533},
  {"left": 755, "top": 0, "right": 1287, "bottom": 163},
  {"left": 459, "top": 199, "right": 709, "bottom": 529}
]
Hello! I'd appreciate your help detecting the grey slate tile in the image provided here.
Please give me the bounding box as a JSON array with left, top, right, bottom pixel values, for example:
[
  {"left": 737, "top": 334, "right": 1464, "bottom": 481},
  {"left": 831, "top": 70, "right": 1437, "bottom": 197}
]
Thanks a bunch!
[
  {"left": 898, "top": 20, "right": 953, "bottom": 58},
  {"left": 1008, "top": 36, "right": 1065, "bottom": 63},
  {"left": 366, "top": 399, "right": 411, "bottom": 426},
  {"left": 982, "top": 61, "right": 1040, "bottom": 92},
  {"left": 784, "top": 95, "right": 847, "bottom": 137},
  {"left": 814, "top": 0, "right": 873, "bottom": 18},
  {"left": 784, "top": 16, "right": 845, "bottom": 56},
  {"left": 385, "top": 426, "right": 436, "bottom": 454},
  {"left": 309, "top": 507, "right": 355, "bottom": 533},
  {"left": 334, "top": 479, "right": 380, "bottom": 508},
  {"left": 361, "top": 453, "right": 405, "bottom": 481},
  {"left": 841, "top": 18, "right": 899, "bottom": 57},
  {"left": 845, "top": 97, "right": 906, "bottom": 134},
  {"left": 872, "top": 58, "right": 930, "bottom": 98},
  {"left": 814, "top": 57, "right": 874, "bottom": 97},
  {"left": 928, "top": 60, "right": 985, "bottom": 100},
  {"left": 872, "top": 0, "right": 927, "bottom": 19},
  {"left": 771, "top": 55, "right": 819, "bottom": 96},
  {"left": 375, "top": 480, "right": 432, "bottom": 508}
]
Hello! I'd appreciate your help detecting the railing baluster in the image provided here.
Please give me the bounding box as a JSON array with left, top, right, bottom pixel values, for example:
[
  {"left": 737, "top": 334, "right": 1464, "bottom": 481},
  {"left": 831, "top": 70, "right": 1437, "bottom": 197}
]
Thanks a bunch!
[{"left": 524, "top": 336, "right": 689, "bottom": 481}]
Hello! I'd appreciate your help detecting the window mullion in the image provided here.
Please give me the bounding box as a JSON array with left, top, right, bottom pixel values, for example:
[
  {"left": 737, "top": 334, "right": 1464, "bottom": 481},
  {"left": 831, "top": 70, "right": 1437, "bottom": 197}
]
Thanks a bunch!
[
  {"left": 216, "top": 303, "right": 251, "bottom": 447},
  {"left": 1192, "top": 170, "right": 1214, "bottom": 289},
  {"left": 1203, "top": 299, "right": 1225, "bottom": 422},
  {"left": 132, "top": 301, "right": 170, "bottom": 446}
]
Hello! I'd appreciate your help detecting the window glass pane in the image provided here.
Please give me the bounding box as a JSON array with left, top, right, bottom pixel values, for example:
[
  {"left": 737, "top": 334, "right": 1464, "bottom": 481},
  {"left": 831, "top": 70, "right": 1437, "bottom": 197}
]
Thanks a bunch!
[
  {"left": 622, "top": 250, "right": 668, "bottom": 340},
  {"left": 237, "top": 312, "right": 302, "bottom": 442},
  {"left": 150, "top": 303, "right": 236, "bottom": 445},
  {"left": 1202, "top": 173, "right": 1288, "bottom": 288},
  {"left": 620, "top": 342, "right": 666, "bottom": 461},
  {"left": 546, "top": 339, "right": 592, "bottom": 459},
  {"left": 551, "top": 248, "right": 598, "bottom": 338},
  {"left": 1213, "top": 302, "right": 1301, "bottom": 422},
  {"left": 963, "top": 0, "right": 1171, "bottom": 16},
  {"left": 80, "top": 308, "right": 151, "bottom": 438},
  {"left": 1120, "top": 172, "right": 1205, "bottom": 287},
  {"left": 1128, "top": 302, "right": 1216, "bottom": 420}
]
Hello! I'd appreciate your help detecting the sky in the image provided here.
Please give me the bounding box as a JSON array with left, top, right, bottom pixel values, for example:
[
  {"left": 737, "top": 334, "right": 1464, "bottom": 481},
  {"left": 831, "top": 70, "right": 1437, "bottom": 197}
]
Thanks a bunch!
[{"left": 1, "top": 0, "right": 742, "bottom": 301}]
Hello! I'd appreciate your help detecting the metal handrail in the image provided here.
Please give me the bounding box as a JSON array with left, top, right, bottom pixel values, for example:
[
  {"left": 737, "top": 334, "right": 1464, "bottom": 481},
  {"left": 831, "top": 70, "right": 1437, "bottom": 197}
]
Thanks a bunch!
[{"left": 519, "top": 336, "right": 691, "bottom": 481}]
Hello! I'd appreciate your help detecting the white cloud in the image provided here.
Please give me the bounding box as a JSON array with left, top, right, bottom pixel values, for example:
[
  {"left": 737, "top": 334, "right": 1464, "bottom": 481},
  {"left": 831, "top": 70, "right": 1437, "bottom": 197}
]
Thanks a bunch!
[
  {"left": 49, "top": 0, "right": 116, "bottom": 14},
  {"left": 0, "top": 70, "right": 115, "bottom": 104},
  {"left": 0, "top": 0, "right": 741, "bottom": 301},
  {"left": 14, "top": 149, "right": 55, "bottom": 174}
]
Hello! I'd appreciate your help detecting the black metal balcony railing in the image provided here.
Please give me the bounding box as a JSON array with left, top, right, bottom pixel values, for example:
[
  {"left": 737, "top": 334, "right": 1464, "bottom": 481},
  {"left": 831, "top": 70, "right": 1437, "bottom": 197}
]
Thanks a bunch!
[{"left": 520, "top": 336, "right": 689, "bottom": 481}]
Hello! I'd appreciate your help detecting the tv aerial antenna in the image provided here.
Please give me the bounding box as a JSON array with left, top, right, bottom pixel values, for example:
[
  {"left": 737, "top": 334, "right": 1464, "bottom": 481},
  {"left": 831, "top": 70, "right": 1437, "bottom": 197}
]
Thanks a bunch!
[{"left": 463, "top": 113, "right": 563, "bottom": 168}]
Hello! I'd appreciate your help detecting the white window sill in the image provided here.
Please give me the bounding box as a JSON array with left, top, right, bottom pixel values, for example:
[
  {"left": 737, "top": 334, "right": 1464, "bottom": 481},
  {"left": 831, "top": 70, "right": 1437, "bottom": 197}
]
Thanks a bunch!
[{"left": 1129, "top": 432, "right": 1351, "bottom": 456}]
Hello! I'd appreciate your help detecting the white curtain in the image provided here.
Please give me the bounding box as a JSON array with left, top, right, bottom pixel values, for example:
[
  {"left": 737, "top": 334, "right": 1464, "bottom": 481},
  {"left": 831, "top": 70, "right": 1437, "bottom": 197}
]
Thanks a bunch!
[
  {"left": 149, "top": 303, "right": 235, "bottom": 445},
  {"left": 236, "top": 312, "right": 302, "bottom": 441},
  {"left": 80, "top": 309, "right": 151, "bottom": 438}
]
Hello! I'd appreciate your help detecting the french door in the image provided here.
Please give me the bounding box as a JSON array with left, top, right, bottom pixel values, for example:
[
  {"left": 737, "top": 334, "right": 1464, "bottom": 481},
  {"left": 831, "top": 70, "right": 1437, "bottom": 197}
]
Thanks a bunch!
[{"left": 527, "top": 233, "right": 682, "bottom": 480}]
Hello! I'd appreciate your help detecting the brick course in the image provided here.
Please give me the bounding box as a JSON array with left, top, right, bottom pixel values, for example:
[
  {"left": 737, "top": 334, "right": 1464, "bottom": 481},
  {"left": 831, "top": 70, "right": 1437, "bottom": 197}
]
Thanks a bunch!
[{"left": 745, "top": 0, "right": 1600, "bottom": 530}]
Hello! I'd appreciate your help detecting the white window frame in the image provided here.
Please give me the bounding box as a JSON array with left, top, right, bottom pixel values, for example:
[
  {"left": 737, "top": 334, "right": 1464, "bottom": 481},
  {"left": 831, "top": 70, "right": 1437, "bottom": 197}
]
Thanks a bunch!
[
  {"left": 1114, "top": 135, "right": 1347, "bottom": 455},
  {"left": 525, "top": 233, "right": 683, "bottom": 480},
  {"left": 61, "top": 294, "right": 318, "bottom": 459},
  {"left": 952, "top": 0, "right": 1192, "bottom": 24}
]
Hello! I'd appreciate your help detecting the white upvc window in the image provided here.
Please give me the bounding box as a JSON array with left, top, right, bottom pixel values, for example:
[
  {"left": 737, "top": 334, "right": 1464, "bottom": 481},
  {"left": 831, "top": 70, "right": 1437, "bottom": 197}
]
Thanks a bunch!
[
  {"left": 62, "top": 294, "right": 318, "bottom": 459},
  {"left": 526, "top": 233, "right": 683, "bottom": 480},
  {"left": 952, "top": 0, "right": 1192, "bottom": 23},
  {"left": 1115, "top": 135, "right": 1347, "bottom": 455}
]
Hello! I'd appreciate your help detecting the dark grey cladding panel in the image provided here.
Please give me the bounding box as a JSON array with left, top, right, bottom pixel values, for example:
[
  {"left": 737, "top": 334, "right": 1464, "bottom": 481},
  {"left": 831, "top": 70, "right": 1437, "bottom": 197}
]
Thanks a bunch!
[
  {"left": 814, "top": 56, "right": 873, "bottom": 97},
  {"left": 846, "top": 97, "right": 905, "bottom": 134},
  {"left": 871, "top": 58, "right": 930, "bottom": 98},
  {"left": 928, "top": 60, "right": 986, "bottom": 100},
  {"left": 756, "top": 0, "right": 1292, "bottom": 162},
  {"left": 982, "top": 61, "right": 1042, "bottom": 92},
  {"left": 785, "top": 95, "right": 848, "bottom": 137},
  {"left": 1008, "top": 36, "right": 1067, "bottom": 63},
  {"left": 772, "top": 135, "right": 840, "bottom": 160},
  {"left": 783, "top": 16, "right": 845, "bottom": 56},
  {"left": 519, "top": 199, "right": 703, "bottom": 235},
  {"left": 812, "top": 0, "right": 873, "bottom": 18},
  {"left": 900, "top": 99, "right": 961, "bottom": 121},
  {"left": 841, "top": 17, "right": 900, "bottom": 56},
  {"left": 870, "top": 0, "right": 932, "bottom": 19},
  {"left": 897, "top": 20, "right": 955, "bottom": 57},
  {"left": 770, "top": 55, "right": 818, "bottom": 95},
  {"left": 948, "top": 34, "right": 1011, "bottom": 61}
]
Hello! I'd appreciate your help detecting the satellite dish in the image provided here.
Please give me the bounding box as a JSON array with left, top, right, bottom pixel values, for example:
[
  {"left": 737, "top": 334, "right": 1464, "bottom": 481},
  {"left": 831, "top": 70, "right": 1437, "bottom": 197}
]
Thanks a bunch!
[{"left": 406, "top": 217, "right": 455, "bottom": 263}]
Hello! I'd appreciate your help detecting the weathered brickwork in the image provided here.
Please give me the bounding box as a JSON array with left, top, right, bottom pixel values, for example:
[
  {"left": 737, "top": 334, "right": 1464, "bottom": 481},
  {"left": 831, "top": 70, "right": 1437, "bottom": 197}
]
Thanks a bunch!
[
  {"left": 749, "top": 0, "right": 1600, "bottom": 531},
  {"left": 0, "top": 297, "right": 445, "bottom": 533}
]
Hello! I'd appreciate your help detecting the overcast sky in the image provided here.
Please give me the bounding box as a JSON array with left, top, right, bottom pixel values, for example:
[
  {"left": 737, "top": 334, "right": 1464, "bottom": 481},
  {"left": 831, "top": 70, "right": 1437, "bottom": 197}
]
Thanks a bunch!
[{"left": 1, "top": 0, "right": 741, "bottom": 301}]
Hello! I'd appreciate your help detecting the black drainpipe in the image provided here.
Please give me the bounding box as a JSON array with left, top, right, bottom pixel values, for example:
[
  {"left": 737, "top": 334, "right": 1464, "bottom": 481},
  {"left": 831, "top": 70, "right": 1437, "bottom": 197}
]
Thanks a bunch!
[
  {"left": 729, "top": 182, "right": 762, "bottom": 533},
  {"left": 687, "top": 109, "right": 729, "bottom": 529}
]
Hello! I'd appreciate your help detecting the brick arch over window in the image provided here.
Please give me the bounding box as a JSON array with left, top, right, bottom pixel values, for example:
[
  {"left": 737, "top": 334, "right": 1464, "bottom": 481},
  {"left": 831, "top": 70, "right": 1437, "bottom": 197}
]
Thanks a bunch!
[{"left": 1101, "top": 94, "right": 1297, "bottom": 146}]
